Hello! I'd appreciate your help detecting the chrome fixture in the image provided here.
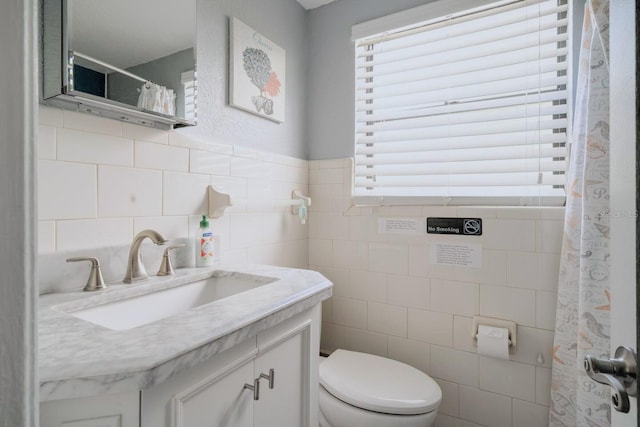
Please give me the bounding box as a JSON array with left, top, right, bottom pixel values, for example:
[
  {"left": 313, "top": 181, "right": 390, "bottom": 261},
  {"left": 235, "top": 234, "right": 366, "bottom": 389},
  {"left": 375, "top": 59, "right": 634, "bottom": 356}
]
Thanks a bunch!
[
  {"left": 244, "top": 369, "right": 276, "bottom": 401},
  {"left": 244, "top": 378, "right": 260, "bottom": 400},
  {"left": 123, "top": 229, "right": 168, "bottom": 283},
  {"left": 259, "top": 369, "right": 276, "bottom": 389},
  {"left": 67, "top": 256, "right": 107, "bottom": 291},
  {"left": 157, "top": 243, "right": 186, "bottom": 276},
  {"left": 584, "top": 346, "right": 637, "bottom": 413}
]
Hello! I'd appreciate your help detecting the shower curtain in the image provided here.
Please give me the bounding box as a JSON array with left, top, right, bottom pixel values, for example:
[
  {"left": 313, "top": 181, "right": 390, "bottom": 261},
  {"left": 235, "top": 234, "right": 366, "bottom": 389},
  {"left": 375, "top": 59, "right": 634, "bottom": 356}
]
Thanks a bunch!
[{"left": 549, "top": 0, "right": 610, "bottom": 425}]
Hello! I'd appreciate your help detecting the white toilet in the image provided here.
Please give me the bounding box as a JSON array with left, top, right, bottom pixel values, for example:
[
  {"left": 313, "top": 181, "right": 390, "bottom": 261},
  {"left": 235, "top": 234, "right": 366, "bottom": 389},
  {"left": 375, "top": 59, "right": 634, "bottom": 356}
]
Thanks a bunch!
[{"left": 319, "top": 349, "right": 442, "bottom": 427}]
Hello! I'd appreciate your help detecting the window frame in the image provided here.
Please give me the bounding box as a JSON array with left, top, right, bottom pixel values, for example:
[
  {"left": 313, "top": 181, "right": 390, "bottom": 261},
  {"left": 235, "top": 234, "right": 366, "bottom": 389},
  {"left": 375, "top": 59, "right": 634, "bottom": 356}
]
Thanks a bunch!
[{"left": 351, "top": 0, "right": 573, "bottom": 207}]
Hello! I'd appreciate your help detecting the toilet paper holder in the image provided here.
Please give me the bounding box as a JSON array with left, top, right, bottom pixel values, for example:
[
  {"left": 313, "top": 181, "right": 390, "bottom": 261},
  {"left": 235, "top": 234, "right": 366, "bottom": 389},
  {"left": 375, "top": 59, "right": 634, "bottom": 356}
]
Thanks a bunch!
[{"left": 471, "top": 316, "right": 517, "bottom": 349}]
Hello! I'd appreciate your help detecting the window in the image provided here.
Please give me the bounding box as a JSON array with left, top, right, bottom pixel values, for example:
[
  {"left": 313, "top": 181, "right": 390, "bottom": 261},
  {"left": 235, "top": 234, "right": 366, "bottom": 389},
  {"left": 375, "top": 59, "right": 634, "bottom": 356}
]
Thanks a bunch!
[
  {"left": 353, "top": 0, "right": 569, "bottom": 205},
  {"left": 181, "top": 70, "right": 197, "bottom": 122}
]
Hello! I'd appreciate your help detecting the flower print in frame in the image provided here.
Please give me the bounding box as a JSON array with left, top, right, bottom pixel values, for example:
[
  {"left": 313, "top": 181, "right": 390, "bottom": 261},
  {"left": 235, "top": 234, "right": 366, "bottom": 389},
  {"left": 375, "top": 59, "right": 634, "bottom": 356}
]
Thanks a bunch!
[{"left": 230, "top": 17, "right": 285, "bottom": 123}]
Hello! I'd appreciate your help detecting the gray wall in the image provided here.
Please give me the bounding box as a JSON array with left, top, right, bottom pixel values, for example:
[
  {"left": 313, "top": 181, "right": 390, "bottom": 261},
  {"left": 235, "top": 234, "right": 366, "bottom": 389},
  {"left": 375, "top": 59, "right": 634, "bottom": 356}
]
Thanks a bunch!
[
  {"left": 306, "top": 0, "right": 585, "bottom": 160},
  {"left": 180, "top": 0, "right": 309, "bottom": 159},
  {"left": 306, "top": 0, "right": 437, "bottom": 160}
]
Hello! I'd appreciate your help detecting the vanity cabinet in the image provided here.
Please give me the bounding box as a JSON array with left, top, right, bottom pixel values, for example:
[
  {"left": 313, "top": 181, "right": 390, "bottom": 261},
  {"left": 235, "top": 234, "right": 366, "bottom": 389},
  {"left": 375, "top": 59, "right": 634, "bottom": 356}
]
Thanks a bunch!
[
  {"left": 142, "top": 304, "right": 320, "bottom": 427},
  {"left": 40, "top": 391, "right": 140, "bottom": 427},
  {"left": 39, "top": 304, "right": 320, "bottom": 427}
]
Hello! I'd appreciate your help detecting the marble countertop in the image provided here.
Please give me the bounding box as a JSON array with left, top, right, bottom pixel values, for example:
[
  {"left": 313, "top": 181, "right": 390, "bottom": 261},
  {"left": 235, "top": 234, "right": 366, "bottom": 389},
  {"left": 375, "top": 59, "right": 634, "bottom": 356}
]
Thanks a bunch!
[{"left": 39, "top": 264, "right": 332, "bottom": 401}]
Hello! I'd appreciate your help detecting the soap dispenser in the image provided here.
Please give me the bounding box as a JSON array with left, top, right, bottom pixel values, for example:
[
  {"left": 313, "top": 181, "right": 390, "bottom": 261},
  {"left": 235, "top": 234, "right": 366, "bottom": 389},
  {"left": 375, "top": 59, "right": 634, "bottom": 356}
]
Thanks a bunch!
[
  {"left": 298, "top": 199, "right": 308, "bottom": 225},
  {"left": 196, "top": 215, "right": 214, "bottom": 267}
]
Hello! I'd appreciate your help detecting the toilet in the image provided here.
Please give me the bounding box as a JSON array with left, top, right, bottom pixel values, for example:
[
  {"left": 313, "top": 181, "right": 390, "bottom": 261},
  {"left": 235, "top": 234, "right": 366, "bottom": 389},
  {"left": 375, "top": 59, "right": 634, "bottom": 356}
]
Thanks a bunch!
[{"left": 319, "top": 349, "right": 442, "bottom": 427}]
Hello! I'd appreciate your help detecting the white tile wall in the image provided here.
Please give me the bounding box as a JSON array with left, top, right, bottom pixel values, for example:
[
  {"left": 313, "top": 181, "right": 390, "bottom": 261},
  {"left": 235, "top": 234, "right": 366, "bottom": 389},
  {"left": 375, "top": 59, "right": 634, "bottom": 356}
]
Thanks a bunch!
[
  {"left": 57, "top": 218, "right": 133, "bottom": 252},
  {"left": 478, "top": 357, "right": 536, "bottom": 402},
  {"left": 311, "top": 158, "right": 563, "bottom": 427},
  {"left": 98, "top": 166, "right": 162, "bottom": 217},
  {"left": 38, "top": 160, "right": 97, "bottom": 220},
  {"left": 332, "top": 297, "right": 367, "bottom": 329},
  {"left": 387, "top": 274, "right": 429, "bottom": 309},
  {"left": 480, "top": 285, "right": 537, "bottom": 327},
  {"left": 38, "top": 106, "right": 309, "bottom": 293},
  {"left": 189, "top": 149, "right": 231, "bottom": 175},
  {"left": 459, "top": 386, "right": 512, "bottom": 427},
  {"left": 351, "top": 270, "right": 387, "bottom": 302},
  {"left": 122, "top": 122, "right": 169, "bottom": 145},
  {"left": 368, "top": 243, "right": 409, "bottom": 275},
  {"left": 387, "top": 336, "right": 430, "bottom": 374},
  {"left": 39, "top": 112, "right": 564, "bottom": 426},
  {"left": 535, "top": 367, "right": 552, "bottom": 406},
  {"left": 512, "top": 399, "right": 550, "bottom": 427},
  {"left": 162, "top": 171, "right": 210, "bottom": 216},
  {"left": 38, "top": 125, "right": 56, "bottom": 159},
  {"left": 134, "top": 140, "right": 189, "bottom": 172},
  {"left": 367, "top": 301, "right": 407, "bottom": 337},
  {"left": 58, "top": 128, "right": 133, "bottom": 166},
  {"left": 436, "top": 413, "right": 483, "bottom": 427},
  {"left": 430, "top": 279, "right": 479, "bottom": 316},
  {"left": 408, "top": 309, "right": 454, "bottom": 347},
  {"left": 38, "top": 221, "right": 56, "bottom": 254},
  {"left": 431, "top": 346, "right": 479, "bottom": 388},
  {"left": 332, "top": 240, "right": 368, "bottom": 269},
  {"left": 435, "top": 378, "right": 460, "bottom": 417}
]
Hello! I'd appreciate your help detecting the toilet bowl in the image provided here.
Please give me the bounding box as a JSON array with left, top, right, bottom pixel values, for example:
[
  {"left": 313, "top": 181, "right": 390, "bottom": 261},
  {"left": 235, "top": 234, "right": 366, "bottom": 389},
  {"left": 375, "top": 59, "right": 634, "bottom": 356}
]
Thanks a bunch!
[{"left": 319, "top": 349, "right": 442, "bottom": 427}]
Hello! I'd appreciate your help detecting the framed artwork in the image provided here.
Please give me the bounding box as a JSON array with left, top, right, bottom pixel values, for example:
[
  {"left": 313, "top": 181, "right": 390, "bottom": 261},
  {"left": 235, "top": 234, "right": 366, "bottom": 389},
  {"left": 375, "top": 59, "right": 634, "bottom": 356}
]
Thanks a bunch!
[{"left": 230, "top": 17, "right": 286, "bottom": 123}]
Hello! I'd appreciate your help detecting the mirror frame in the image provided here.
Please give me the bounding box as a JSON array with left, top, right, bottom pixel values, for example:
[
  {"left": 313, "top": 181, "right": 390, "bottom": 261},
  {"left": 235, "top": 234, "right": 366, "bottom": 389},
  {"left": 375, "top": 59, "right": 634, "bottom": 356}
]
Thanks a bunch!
[{"left": 41, "top": 0, "right": 196, "bottom": 129}]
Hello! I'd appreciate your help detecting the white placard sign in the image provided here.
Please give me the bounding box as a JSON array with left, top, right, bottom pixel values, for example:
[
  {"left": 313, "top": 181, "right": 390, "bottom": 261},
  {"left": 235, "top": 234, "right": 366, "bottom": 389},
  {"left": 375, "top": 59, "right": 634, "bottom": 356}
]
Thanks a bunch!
[
  {"left": 378, "top": 218, "right": 423, "bottom": 235},
  {"left": 430, "top": 243, "right": 482, "bottom": 268}
]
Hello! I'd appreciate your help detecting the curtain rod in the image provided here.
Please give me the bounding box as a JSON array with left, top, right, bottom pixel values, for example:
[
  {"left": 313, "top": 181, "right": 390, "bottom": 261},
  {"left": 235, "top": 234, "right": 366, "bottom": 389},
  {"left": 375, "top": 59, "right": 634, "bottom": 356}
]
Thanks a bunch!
[{"left": 71, "top": 50, "right": 149, "bottom": 84}]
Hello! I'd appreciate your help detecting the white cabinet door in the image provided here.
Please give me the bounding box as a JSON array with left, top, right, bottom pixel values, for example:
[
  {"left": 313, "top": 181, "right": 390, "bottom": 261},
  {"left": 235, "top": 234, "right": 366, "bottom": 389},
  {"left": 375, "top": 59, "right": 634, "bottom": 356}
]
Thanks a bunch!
[
  {"left": 141, "top": 338, "right": 258, "bottom": 427},
  {"left": 174, "top": 361, "right": 254, "bottom": 427},
  {"left": 40, "top": 392, "right": 140, "bottom": 427},
  {"left": 142, "top": 305, "right": 321, "bottom": 427},
  {"left": 254, "top": 331, "right": 306, "bottom": 427},
  {"left": 254, "top": 305, "right": 321, "bottom": 427}
]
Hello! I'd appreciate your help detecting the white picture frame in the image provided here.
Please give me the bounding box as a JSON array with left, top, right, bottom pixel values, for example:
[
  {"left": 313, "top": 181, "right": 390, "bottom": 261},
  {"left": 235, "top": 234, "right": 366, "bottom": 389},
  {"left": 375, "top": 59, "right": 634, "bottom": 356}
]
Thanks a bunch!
[{"left": 230, "top": 17, "right": 286, "bottom": 123}]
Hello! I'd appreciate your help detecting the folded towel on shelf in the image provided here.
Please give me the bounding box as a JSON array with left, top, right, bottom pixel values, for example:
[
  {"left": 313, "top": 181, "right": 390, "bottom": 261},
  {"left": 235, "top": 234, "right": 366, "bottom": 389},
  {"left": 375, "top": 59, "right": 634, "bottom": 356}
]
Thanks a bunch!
[{"left": 137, "top": 82, "right": 175, "bottom": 116}]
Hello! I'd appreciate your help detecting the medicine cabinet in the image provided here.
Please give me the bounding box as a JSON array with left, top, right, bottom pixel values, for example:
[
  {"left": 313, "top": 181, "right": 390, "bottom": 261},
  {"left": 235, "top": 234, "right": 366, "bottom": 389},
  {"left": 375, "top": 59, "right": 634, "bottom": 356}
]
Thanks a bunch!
[{"left": 42, "top": 0, "right": 197, "bottom": 129}]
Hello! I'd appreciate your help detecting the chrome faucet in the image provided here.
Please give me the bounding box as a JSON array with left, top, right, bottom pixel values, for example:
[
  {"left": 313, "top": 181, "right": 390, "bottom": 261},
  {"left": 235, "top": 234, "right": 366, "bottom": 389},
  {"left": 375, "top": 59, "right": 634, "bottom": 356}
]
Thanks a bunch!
[{"left": 123, "top": 229, "right": 168, "bottom": 283}]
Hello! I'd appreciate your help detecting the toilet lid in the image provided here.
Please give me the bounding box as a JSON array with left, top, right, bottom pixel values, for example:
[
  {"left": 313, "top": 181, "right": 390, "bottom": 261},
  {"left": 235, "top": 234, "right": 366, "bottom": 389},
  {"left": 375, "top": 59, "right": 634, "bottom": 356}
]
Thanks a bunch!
[{"left": 319, "top": 349, "right": 442, "bottom": 415}]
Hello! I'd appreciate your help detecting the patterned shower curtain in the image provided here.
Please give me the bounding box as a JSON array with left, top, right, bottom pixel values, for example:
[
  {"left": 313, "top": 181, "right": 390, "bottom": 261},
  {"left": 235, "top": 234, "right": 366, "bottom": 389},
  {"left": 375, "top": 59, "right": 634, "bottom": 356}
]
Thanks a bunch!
[{"left": 549, "top": 0, "right": 611, "bottom": 425}]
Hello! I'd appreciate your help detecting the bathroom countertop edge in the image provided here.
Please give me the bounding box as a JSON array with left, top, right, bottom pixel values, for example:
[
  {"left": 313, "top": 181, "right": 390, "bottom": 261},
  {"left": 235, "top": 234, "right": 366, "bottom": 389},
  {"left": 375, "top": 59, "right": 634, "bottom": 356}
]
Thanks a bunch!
[{"left": 38, "top": 264, "right": 333, "bottom": 402}]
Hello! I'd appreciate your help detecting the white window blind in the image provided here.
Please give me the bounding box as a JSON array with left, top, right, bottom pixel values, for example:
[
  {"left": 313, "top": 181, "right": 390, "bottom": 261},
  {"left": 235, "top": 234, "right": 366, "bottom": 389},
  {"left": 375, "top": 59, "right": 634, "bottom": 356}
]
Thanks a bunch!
[
  {"left": 181, "top": 70, "right": 197, "bottom": 122},
  {"left": 353, "top": 0, "right": 569, "bottom": 206}
]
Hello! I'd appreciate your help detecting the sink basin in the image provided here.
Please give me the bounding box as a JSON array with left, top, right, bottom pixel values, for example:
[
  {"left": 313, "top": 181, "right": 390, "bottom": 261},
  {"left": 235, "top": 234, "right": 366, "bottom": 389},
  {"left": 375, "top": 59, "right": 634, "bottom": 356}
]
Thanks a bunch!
[{"left": 65, "top": 272, "right": 276, "bottom": 331}]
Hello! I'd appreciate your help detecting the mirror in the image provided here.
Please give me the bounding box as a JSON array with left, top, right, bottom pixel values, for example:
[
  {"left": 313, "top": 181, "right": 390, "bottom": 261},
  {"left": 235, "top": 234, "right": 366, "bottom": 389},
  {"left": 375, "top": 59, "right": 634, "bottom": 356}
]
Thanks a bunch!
[{"left": 42, "top": 0, "right": 197, "bottom": 128}]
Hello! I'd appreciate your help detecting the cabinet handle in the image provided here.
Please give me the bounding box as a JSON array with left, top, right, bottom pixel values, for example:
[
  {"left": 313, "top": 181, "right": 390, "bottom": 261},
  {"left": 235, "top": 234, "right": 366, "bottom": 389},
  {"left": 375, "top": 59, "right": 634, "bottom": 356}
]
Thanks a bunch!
[
  {"left": 259, "top": 369, "right": 275, "bottom": 389},
  {"left": 243, "top": 378, "right": 260, "bottom": 400}
]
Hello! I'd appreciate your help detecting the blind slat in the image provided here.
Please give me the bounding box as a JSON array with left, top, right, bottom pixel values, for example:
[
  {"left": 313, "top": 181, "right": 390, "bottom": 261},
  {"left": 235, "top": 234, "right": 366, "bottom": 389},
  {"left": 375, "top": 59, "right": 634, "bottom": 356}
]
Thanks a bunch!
[
  {"left": 355, "top": 145, "right": 566, "bottom": 164},
  {"left": 354, "top": 172, "right": 566, "bottom": 187},
  {"left": 357, "top": 90, "right": 567, "bottom": 123},
  {"left": 354, "top": 159, "right": 564, "bottom": 176},
  {"left": 357, "top": 104, "right": 567, "bottom": 134},
  {"left": 356, "top": 12, "right": 567, "bottom": 61},
  {"left": 357, "top": 118, "right": 567, "bottom": 144},
  {"left": 357, "top": 74, "right": 567, "bottom": 104},
  {"left": 355, "top": 132, "right": 566, "bottom": 154},
  {"left": 356, "top": 31, "right": 567, "bottom": 71},
  {"left": 356, "top": 55, "right": 567, "bottom": 92},
  {"left": 353, "top": 0, "right": 568, "bottom": 204}
]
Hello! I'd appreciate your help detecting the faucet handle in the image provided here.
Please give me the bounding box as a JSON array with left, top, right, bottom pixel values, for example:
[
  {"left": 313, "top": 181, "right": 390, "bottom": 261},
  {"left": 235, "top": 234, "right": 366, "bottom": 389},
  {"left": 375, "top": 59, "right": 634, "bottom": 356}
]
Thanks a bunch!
[
  {"left": 66, "top": 257, "right": 107, "bottom": 292},
  {"left": 157, "top": 244, "right": 186, "bottom": 276}
]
